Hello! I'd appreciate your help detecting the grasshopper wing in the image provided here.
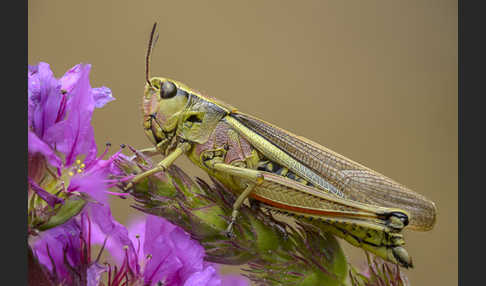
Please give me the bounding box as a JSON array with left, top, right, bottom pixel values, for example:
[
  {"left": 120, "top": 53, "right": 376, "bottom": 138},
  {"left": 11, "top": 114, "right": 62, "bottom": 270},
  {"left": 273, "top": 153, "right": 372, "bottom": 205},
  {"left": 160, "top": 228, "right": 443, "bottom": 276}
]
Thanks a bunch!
[{"left": 231, "top": 112, "right": 436, "bottom": 231}]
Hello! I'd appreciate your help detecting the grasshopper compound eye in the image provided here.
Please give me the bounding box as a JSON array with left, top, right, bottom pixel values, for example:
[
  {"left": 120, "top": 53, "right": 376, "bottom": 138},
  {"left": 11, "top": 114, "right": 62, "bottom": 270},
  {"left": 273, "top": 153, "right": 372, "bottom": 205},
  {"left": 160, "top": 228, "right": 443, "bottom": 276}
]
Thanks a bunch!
[{"left": 160, "top": 81, "right": 177, "bottom": 99}]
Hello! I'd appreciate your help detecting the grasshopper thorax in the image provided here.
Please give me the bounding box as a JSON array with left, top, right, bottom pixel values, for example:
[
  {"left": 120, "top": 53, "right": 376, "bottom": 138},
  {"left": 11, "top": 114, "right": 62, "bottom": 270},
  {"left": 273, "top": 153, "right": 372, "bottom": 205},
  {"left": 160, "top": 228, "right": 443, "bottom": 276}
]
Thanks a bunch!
[{"left": 142, "top": 76, "right": 229, "bottom": 155}]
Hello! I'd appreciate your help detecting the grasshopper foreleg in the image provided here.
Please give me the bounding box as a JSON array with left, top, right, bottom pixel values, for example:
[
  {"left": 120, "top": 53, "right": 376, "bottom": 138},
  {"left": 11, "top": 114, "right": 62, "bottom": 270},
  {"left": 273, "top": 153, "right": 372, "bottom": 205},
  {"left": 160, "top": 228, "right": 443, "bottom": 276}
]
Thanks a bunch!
[
  {"left": 125, "top": 142, "right": 191, "bottom": 190},
  {"left": 134, "top": 138, "right": 174, "bottom": 159},
  {"left": 136, "top": 146, "right": 160, "bottom": 158}
]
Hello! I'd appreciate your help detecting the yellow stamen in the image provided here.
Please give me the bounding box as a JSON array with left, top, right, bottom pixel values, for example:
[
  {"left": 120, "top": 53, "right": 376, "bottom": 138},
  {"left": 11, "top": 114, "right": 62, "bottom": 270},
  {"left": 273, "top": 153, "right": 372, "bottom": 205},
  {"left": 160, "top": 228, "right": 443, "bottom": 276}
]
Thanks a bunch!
[
  {"left": 76, "top": 159, "right": 81, "bottom": 165},
  {"left": 68, "top": 171, "right": 74, "bottom": 176},
  {"left": 80, "top": 163, "right": 85, "bottom": 168},
  {"left": 77, "top": 169, "right": 82, "bottom": 173}
]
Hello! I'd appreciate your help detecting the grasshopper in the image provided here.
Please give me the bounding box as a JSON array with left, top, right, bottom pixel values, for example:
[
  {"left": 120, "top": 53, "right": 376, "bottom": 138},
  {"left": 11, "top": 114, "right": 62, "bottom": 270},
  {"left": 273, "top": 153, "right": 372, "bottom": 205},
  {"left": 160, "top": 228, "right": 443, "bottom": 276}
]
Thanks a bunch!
[{"left": 127, "top": 23, "right": 437, "bottom": 268}]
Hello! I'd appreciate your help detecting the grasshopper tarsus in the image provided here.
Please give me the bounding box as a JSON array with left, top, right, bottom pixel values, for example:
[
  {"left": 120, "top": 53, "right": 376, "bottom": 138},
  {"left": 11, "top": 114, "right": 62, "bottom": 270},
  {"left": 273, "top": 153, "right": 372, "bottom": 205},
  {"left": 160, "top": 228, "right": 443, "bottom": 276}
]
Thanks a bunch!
[
  {"left": 124, "top": 182, "right": 134, "bottom": 192},
  {"left": 224, "top": 222, "right": 236, "bottom": 239},
  {"left": 392, "top": 246, "right": 413, "bottom": 269}
]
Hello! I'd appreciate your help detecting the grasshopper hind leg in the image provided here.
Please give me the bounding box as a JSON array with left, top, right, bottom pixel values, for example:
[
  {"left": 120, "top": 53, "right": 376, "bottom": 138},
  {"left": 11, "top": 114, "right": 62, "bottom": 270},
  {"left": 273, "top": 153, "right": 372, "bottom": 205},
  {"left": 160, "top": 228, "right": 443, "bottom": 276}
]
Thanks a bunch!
[
  {"left": 207, "top": 161, "right": 414, "bottom": 267},
  {"left": 315, "top": 218, "right": 413, "bottom": 268},
  {"left": 268, "top": 207, "right": 414, "bottom": 268}
]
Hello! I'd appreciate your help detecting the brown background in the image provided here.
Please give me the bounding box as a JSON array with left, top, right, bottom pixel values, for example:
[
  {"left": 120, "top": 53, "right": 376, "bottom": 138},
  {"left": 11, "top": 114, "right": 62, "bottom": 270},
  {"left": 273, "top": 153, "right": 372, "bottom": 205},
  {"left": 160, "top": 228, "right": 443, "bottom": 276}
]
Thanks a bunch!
[{"left": 29, "top": 1, "right": 457, "bottom": 285}]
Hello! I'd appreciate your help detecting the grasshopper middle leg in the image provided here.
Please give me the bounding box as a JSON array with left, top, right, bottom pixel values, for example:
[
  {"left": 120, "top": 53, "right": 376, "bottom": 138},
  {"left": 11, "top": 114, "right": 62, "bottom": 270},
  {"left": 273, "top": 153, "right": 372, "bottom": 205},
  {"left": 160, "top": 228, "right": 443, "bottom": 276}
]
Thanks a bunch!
[
  {"left": 207, "top": 162, "right": 264, "bottom": 236},
  {"left": 225, "top": 183, "right": 256, "bottom": 237}
]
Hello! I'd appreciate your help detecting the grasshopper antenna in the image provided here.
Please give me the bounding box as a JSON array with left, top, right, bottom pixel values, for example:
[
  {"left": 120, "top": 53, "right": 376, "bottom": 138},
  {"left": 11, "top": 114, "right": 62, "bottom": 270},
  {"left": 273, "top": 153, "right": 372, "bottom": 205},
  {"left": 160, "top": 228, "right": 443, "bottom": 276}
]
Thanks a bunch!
[{"left": 146, "top": 22, "right": 159, "bottom": 87}]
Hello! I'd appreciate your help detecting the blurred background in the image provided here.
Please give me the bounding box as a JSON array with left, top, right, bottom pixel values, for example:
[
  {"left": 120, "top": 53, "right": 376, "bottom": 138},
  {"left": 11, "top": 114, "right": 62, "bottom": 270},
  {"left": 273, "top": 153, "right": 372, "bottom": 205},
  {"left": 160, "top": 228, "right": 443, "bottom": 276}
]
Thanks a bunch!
[{"left": 29, "top": 0, "right": 457, "bottom": 285}]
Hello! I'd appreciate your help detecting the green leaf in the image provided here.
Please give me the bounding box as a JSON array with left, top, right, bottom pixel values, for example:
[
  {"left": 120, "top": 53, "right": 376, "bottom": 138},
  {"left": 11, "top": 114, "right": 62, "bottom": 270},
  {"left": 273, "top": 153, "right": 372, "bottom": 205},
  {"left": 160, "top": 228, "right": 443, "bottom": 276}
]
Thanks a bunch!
[{"left": 37, "top": 196, "right": 86, "bottom": 231}]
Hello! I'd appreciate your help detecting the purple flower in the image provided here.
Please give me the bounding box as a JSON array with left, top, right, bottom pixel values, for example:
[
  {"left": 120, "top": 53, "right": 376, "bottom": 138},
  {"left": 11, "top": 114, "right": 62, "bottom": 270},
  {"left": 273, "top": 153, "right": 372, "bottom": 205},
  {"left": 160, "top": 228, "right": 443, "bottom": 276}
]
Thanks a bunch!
[
  {"left": 28, "top": 147, "right": 138, "bottom": 284},
  {"left": 27, "top": 62, "right": 125, "bottom": 284},
  {"left": 27, "top": 62, "right": 116, "bottom": 227},
  {"left": 219, "top": 275, "right": 251, "bottom": 286},
  {"left": 29, "top": 145, "right": 133, "bottom": 283},
  {"left": 30, "top": 208, "right": 131, "bottom": 286},
  {"left": 31, "top": 219, "right": 84, "bottom": 282},
  {"left": 91, "top": 214, "right": 249, "bottom": 286},
  {"left": 183, "top": 266, "right": 220, "bottom": 286},
  {"left": 141, "top": 215, "right": 220, "bottom": 286},
  {"left": 27, "top": 62, "right": 249, "bottom": 286},
  {"left": 29, "top": 147, "right": 130, "bottom": 283},
  {"left": 28, "top": 62, "right": 114, "bottom": 168}
]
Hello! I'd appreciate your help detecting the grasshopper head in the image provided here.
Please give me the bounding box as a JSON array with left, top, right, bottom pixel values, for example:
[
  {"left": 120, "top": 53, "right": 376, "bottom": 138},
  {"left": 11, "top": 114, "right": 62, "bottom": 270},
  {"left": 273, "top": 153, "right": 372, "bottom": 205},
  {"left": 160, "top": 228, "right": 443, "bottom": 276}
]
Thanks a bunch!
[
  {"left": 142, "top": 76, "right": 229, "bottom": 155},
  {"left": 142, "top": 77, "right": 189, "bottom": 152}
]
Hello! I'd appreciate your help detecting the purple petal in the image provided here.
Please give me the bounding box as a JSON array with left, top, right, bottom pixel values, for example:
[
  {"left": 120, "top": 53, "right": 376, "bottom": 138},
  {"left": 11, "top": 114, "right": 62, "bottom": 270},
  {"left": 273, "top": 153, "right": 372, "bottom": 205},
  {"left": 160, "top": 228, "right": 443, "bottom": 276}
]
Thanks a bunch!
[
  {"left": 68, "top": 171, "right": 109, "bottom": 205},
  {"left": 92, "top": 86, "right": 115, "bottom": 108},
  {"left": 143, "top": 216, "right": 181, "bottom": 285},
  {"left": 28, "top": 91, "right": 35, "bottom": 130},
  {"left": 126, "top": 217, "right": 146, "bottom": 259},
  {"left": 204, "top": 264, "right": 249, "bottom": 286},
  {"left": 32, "top": 219, "right": 82, "bottom": 282},
  {"left": 67, "top": 148, "right": 123, "bottom": 205},
  {"left": 29, "top": 62, "right": 66, "bottom": 139},
  {"left": 28, "top": 64, "right": 42, "bottom": 113},
  {"left": 28, "top": 63, "right": 115, "bottom": 166},
  {"left": 183, "top": 266, "right": 221, "bottom": 286},
  {"left": 45, "top": 64, "right": 97, "bottom": 166},
  {"left": 86, "top": 204, "right": 140, "bottom": 275},
  {"left": 28, "top": 178, "right": 63, "bottom": 208},
  {"left": 168, "top": 227, "right": 206, "bottom": 281},
  {"left": 143, "top": 215, "right": 208, "bottom": 286},
  {"left": 28, "top": 64, "right": 40, "bottom": 98},
  {"left": 84, "top": 147, "right": 123, "bottom": 176},
  {"left": 90, "top": 216, "right": 145, "bottom": 266},
  {"left": 145, "top": 255, "right": 183, "bottom": 286},
  {"left": 59, "top": 64, "right": 83, "bottom": 94},
  {"left": 87, "top": 263, "right": 107, "bottom": 286},
  {"left": 28, "top": 65, "right": 40, "bottom": 126},
  {"left": 28, "top": 131, "right": 62, "bottom": 168},
  {"left": 60, "top": 64, "right": 114, "bottom": 109},
  {"left": 220, "top": 275, "right": 250, "bottom": 286}
]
